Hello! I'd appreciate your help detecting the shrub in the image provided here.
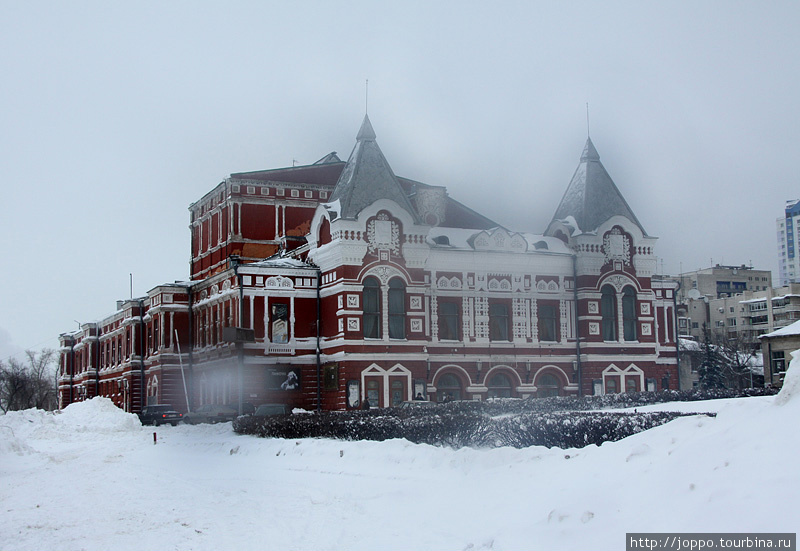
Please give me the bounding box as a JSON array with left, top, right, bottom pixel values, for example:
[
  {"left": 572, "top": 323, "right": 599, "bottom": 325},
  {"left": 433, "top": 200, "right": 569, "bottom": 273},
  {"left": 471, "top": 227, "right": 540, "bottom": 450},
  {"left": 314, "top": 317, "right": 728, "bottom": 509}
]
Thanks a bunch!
[{"left": 233, "top": 398, "right": 719, "bottom": 450}]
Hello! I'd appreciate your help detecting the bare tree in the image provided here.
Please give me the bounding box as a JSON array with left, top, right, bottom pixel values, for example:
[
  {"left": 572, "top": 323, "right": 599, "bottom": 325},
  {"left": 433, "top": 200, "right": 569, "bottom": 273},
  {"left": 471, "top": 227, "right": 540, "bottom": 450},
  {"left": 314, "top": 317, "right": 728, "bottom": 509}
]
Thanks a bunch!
[
  {"left": 0, "top": 348, "right": 57, "bottom": 412},
  {"left": 706, "top": 329, "right": 761, "bottom": 389}
]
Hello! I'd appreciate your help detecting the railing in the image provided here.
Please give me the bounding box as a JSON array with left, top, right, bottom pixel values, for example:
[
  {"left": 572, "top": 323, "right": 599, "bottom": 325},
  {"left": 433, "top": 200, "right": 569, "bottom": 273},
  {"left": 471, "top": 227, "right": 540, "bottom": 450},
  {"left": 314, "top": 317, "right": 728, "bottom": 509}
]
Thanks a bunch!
[{"left": 267, "top": 345, "right": 294, "bottom": 355}]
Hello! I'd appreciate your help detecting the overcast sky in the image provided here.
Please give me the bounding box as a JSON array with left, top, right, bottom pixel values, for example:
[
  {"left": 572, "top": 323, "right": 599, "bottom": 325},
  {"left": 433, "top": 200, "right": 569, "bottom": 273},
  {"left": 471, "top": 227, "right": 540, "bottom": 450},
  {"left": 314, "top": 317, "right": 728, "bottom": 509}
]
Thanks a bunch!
[{"left": 1, "top": 1, "right": 798, "bottom": 360}]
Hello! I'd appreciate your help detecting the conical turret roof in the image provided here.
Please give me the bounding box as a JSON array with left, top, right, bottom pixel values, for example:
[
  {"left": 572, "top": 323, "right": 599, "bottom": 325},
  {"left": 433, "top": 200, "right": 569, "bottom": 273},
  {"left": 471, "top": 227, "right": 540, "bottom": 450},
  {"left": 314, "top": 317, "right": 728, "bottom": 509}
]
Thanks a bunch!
[
  {"left": 329, "top": 115, "right": 419, "bottom": 222},
  {"left": 549, "top": 137, "right": 646, "bottom": 235}
]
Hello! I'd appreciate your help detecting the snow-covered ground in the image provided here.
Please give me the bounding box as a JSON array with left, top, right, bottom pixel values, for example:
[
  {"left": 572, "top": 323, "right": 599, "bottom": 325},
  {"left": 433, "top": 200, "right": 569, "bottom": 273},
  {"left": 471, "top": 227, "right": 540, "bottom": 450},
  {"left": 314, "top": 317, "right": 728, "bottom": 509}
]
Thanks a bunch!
[{"left": 3, "top": 364, "right": 800, "bottom": 551}]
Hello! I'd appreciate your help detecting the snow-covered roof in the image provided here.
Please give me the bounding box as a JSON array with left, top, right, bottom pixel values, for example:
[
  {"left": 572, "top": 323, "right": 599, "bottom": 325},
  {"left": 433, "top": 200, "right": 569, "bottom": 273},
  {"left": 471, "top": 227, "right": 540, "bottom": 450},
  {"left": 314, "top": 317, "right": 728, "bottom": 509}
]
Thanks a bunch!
[
  {"left": 328, "top": 115, "right": 420, "bottom": 223},
  {"left": 247, "top": 256, "right": 315, "bottom": 270},
  {"left": 679, "top": 338, "right": 701, "bottom": 351},
  {"left": 548, "top": 137, "right": 646, "bottom": 236},
  {"left": 761, "top": 319, "right": 800, "bottom": 339}
]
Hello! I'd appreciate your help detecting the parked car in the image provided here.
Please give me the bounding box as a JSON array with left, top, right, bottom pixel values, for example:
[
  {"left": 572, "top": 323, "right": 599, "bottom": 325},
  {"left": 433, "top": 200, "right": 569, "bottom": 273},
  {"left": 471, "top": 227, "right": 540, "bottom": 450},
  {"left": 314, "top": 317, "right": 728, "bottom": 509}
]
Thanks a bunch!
[
  {"left": 253, "top": 403, "right": 290, "bottom": 417},
  {"left": 139, "top": 405, "right": 183, "bottom": 426},
  {"left": 224, "top": 402, "right": 255, "bottom": 415},
  {"left": 183, "top": 404, "right": 238, "bottom": 424}
]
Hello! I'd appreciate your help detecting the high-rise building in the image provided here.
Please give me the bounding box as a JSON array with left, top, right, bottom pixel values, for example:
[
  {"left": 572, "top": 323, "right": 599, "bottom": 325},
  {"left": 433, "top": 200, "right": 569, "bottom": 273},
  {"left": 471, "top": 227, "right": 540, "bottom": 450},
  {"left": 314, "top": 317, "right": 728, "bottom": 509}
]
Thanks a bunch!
[{"left": 776, "top": 199, "right": 800, "bottom": 286}]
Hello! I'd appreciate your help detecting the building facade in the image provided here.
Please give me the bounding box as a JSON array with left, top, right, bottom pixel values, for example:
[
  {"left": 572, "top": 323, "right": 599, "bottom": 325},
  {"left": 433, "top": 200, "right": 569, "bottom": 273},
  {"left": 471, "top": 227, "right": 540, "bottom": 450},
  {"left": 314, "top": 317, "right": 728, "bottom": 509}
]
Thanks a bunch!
[
  {"left": 760, "top": 320, "right": 800, "bottom": 386},
  {"left": 58, "top": 116, "right": 679, "bottom": 413},
  {"left": 777, "top": 199, "right": 800, "bottom": 286},
  {"left": 674, "top": 264, "right": 772, "bottom": 343}
]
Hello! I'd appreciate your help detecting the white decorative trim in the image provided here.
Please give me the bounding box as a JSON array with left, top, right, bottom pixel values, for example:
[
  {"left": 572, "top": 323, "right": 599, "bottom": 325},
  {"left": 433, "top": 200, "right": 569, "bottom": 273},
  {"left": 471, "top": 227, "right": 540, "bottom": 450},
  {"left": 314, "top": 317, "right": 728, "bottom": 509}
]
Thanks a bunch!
[
  {"left": 366, "top": 212, "right": 401, "bottom": 256},
  {"left": 603, "top": 227, "right": 631, "bottom": 266},
  {"left": 265, "top": 276, "right": 294, "bottom": 289}
]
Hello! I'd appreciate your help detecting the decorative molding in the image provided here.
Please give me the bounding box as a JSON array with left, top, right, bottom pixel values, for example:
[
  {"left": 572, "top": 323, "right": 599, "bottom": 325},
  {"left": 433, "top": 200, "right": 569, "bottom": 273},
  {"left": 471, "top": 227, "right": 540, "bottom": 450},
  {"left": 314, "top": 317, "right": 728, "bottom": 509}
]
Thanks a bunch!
[
  {"left": 366, "top": 212, "right": 401, "bottom": 256},
  {"left": 603, "top": 227, "right": 631, "bottom": 266},
  {"left": 265, "top": 276, "right": 294, "bottom": 289}
]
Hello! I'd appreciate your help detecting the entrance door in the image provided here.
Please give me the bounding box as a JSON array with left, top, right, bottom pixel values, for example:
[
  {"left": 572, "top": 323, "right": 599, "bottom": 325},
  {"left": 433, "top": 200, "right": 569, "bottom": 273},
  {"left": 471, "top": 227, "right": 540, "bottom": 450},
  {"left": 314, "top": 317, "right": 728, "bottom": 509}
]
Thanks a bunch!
[
  {"left": 366, "top": 379, "right": 380, "bottom": 408},
  {"left": 390, "top": 379, "right": 405, "bottom": 406}
]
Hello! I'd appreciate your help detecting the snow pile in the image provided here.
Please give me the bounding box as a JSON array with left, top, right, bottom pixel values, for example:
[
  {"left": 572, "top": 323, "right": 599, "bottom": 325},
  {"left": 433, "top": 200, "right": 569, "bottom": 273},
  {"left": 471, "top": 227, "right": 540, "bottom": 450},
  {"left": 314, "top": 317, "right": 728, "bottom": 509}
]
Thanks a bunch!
[
  {"left": 57, "top": 396, "right": 142, "bottom": 433},
  {"left": 0, "top": 398, "right": 141, "bottom": 455},
  {"left": 774, "top": 350, "right": 800, "bottom": 406}
]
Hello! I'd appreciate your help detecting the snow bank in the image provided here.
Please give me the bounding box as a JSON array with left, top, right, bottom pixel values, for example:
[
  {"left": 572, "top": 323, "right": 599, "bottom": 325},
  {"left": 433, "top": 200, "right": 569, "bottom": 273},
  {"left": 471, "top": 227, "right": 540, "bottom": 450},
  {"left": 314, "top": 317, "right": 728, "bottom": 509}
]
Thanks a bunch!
[
  {"left": 2, "top": 374, "right": 799, "bottom": 551},
  {"left": 774, "top": 349, "right": 800, "bottom": 406},
  {"left": 0, "top": 397, "right": 141, "bottom": 451}
]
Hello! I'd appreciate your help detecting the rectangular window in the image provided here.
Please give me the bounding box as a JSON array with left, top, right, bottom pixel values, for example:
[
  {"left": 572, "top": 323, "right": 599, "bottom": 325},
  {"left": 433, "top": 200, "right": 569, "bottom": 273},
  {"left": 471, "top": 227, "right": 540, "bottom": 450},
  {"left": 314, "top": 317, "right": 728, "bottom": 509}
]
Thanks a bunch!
[
  {"left": 438, "top": 301, "right": 460, "bottom": 341},
  {"left": 772, "top": 350, "right": 786, "bottom": 374},
  {"left": 271, "top": 304, "right": 289, "bottom": 344},
  {"left": 538, "top": 304, "right": 558, "bottom": 341},
  {"left": 489, "top": 302, "right": 510, "bottom": 341}
]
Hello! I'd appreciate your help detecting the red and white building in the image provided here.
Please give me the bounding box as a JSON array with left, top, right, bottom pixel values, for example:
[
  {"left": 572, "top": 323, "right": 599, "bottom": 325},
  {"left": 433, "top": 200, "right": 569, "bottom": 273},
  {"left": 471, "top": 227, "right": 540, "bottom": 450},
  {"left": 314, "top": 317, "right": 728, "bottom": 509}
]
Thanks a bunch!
[{"left": 58, "top": 116, "right": 679, "bottom": 413}]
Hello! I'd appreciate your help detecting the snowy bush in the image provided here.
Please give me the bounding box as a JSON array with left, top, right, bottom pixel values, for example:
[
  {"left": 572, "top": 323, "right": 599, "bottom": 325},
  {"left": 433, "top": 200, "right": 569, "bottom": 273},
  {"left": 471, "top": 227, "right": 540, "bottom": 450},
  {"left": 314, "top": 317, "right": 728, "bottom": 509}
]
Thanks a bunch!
[{"left": 233, "top": 405, "right": 708, "bottom": 450}]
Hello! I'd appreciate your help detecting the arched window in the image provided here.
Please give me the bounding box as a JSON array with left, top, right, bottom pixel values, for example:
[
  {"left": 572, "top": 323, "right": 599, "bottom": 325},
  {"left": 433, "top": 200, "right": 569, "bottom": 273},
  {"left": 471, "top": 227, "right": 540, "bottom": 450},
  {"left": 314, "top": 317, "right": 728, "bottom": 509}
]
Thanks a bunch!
[
  {"left": 438, "top": 373, "right": 462, "bottom": 402},
  {"left": 363, "top": 277, "right": 381, "bottom": 339},
  {"left": 626, "top": 377, "right": 638, "bottom": 393},
  {"left": 536, "top": 373, "right": 561, "bottom": 398},
  {"left": 622, "top": 286, "right": 637, "bottom": 341},
  {"left": 318, "top": 218, "right": 332, "bottom": 246},
  {"left": 487, "top": 372, "right": 513, "bottom": 398},
  {"left": 388, "top": 278, "right": 406, "bottom": 339},
  {"left": 601, "top": 285, "right": 617, "bottom": 341},
  {"left": 606, "top": 377, "right": 618, "bottom": 394},
  {"left": 489, "top": 302, "right": 510, "bottom": 341}
]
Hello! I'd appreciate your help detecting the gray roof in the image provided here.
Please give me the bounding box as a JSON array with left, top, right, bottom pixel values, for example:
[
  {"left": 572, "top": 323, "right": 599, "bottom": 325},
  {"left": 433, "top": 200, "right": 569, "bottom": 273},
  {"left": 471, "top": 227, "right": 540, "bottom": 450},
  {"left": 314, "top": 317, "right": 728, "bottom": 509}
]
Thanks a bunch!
[
  {"left": 549, "top": 138, "right": 646, "bottom": 235},
  {"left": 329, "top": 115, "right": 420, "bottom": 222}
]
